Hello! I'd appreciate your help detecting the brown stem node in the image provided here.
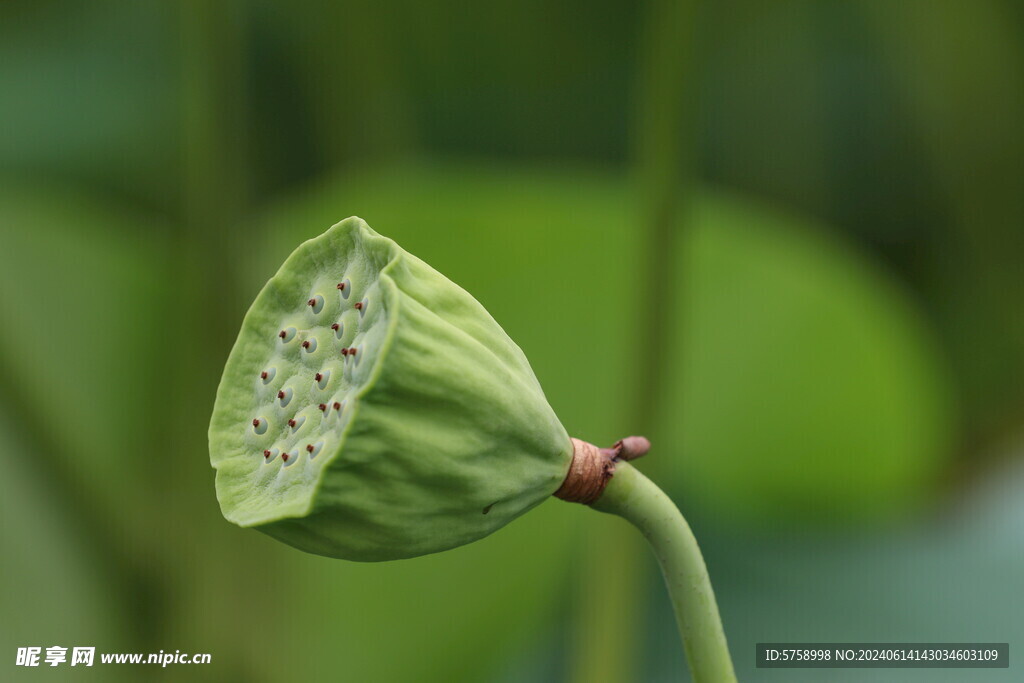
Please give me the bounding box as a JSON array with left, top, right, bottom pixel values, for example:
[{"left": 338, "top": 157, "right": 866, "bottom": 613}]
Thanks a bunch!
[
  {"left": 554, "top": 436, "right": 651, "bottom": 505},
  {"left": 554, "top": 439, "right": 613, "bottom": 504}
]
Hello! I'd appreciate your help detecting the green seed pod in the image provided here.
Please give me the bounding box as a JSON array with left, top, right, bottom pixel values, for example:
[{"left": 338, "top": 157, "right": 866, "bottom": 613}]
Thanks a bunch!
[{"left": 209, "top": 217, "right": 572, "bottom": 561}]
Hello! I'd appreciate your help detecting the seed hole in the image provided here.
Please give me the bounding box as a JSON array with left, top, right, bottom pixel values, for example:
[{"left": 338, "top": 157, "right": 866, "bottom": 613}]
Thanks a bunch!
[
  {"left": 307, "top": 295, "right": 324, "bottom": 314},
  {"left": 277, "top": 387, "right": 293, "bottom": 407},
  {"left": 260, "top": 367, "right": 276, "bottom": 384},
  {"left": 302, "top": 338, "right": 318, "bottom": 353},
  {"left": 307, "top": 441, "right": 324, "bottom": 459},
  {"left": 282, "top": 451, "right": 297, "bottom": 466},
  {"left": 331, "top": 322, "right": 343, "bottom": 338},
  {"left": 316, "top": 370, "right": 330, "bottom": 389},
  {"left": 339, "top": 279, "right": 351, "bottom": 299},
  {"left": 289, "top": 415, "right": 306, "bottom": 431},
  {"left": 318, "top": 403, "right": 327, "bottom": 412},
  {"left": 332, "top": 401, "right": 342, "bottom": 411},
  {"left": 252, "top": 417, "right": 268, "bottom": 435},
  {"left": 278, "top": 327, "right": 297, "bottom": 343},
  {"left": 263, "top": 448, "right": 279, "bottom": 463}
]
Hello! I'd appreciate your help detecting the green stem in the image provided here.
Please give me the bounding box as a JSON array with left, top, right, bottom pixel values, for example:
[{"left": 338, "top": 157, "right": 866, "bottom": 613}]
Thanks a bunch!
[{"left": 592, "top": 462, "right": 736, "bottom": 683}]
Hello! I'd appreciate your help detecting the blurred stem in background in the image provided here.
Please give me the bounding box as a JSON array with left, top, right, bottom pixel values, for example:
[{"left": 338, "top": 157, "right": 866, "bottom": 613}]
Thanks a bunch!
[
  {"left": 180, "top": 0, "right": 250, "bottom": 271},
  {"left": 290, "top": 3, "right": 419, "bottom": 166},
  {"left": 174, "top": 0, "right": 251, "bottom": 499},
  {"left": 170, "top": 2, "right": 254, "bottom": 678},
  {"left": 859, "top": 0, "right": 1024, "bottom": 446},
  {"left": 569, "top": 0, "right": 701, "bottom": 681}
]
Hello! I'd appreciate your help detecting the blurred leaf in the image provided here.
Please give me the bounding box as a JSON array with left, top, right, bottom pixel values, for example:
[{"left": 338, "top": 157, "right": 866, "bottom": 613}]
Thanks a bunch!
[
  {"left": 657, "top": 192, "right": 956, "bottom": 524},
  {"left": 288, "top": 502, "right": 574, "bottom": 682},
  {"left": 0, "top": 183, "right": 170, "bottom": 557},
  {"left": 700, "top": 1, "right": 832, "bottom": 217},
  {"left": 0, "top": 410, "right": 126, "bottom": 682}
]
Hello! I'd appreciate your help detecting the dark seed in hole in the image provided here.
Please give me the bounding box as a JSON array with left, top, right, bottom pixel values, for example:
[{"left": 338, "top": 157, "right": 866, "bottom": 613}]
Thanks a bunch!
[
  {"left": 333, "top": 402, "right": 341, "bottom": 411},
  {"left": 252, "top": 419, "right": 260, "bottom": 427},
  {"left": 331, "top": 323, "right": 340, "bottom": 331},
  {"left": 278, "top": 330, "right": 287, "bottom": 339},
  {"left": 288, "top": 419, "right": 297, "bottom": 428},
  {"left": 302, "top": 340, "right": 311, "bottom": 349},
  {"left": 263, "top": 450, "right": 271, "bottom": 458},
  {"left": 306, "top": 444, "right": 314, "bottom": 453},
  {"left": 282, "top": 453, "right": 289, "bottom": 462},
  {"left": 337, "top": 283, "right": 345, "bottom": 291},
  {"left": 277, "top": 391, "right": 285, "bottom": 400},
  {"left": 318, "top": 403, "right": 327, "bottom": 411},
  {"left": 349, "top": 347, "right": 357, "bottom": 356},
  {"left": 307, "top": 298, "right": 316, "bottom": 307},
  {"left": 260, "top": 371, "right": 268, "bottom": 380},
  {"left": 341, "top": 348, "right": 349, "bottom": 356},
  {"left": 354, "top": 302, "right": 363, "bottom": 310},
  {"left": 315, "top": 373, "right": 323, "bottom": 382}
]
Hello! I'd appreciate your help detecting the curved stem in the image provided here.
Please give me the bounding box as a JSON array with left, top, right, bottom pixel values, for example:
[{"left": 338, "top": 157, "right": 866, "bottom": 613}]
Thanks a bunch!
[{"left": 591, "top": 462, "right": 736, "bottom": 682}]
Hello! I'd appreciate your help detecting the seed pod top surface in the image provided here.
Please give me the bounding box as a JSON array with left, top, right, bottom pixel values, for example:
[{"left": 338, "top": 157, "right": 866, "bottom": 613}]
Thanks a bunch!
[{"left": 209, "top": 218, "right": 572, "bottom": 561}]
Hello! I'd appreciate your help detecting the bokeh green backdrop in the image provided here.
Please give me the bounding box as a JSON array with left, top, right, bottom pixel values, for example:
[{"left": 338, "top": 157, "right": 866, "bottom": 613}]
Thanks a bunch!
[{"left": 2, "top": 1, "right": 1022, "bottom": 681}]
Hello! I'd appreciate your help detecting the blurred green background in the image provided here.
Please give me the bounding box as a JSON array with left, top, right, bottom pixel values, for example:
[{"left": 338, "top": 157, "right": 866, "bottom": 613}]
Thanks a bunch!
[{"left": 2, "top": 1, "right": 1022, "bottom": 681}]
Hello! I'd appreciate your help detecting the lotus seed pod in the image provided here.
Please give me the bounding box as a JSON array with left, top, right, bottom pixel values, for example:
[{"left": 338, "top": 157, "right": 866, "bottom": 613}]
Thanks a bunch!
[{"left": 209, "top": 217, "right": 572, "bottom": 561}]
